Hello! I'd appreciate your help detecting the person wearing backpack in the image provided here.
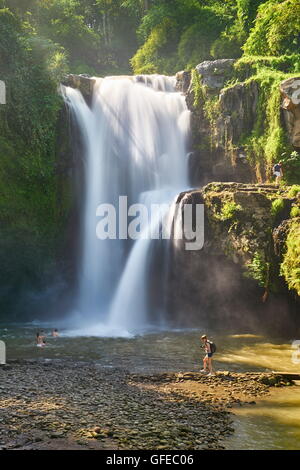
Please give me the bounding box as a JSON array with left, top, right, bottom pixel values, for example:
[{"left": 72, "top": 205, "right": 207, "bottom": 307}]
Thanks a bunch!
[
  {"left": 273, "top": 161, "right": 283, "bottom": 184},
  {"left": 200, "top": 334, "right": 216, "bottom": 376}
]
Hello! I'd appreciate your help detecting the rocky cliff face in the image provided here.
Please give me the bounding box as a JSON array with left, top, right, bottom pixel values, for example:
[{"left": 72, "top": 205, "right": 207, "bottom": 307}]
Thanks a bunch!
[
  {"left": 62, "top": 74, "right": 96, "bottom": 105},
  {"left": 167, "top": 183, "right": 300, "bottom": 333},
  {"left": 182, "top": 60, "right": 256, "bottom": 185},
  {"left": 181, "top": 60, "right": 300, "bottom": 186},
  {"left": 280, "top": 77, "right": 300, "bottom": 148}
]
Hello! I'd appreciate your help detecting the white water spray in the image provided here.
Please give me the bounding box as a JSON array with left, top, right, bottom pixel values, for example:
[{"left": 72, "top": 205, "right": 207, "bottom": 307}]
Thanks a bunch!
[{"left": 62, "top": 75, "right": 190, "bottom": 336}]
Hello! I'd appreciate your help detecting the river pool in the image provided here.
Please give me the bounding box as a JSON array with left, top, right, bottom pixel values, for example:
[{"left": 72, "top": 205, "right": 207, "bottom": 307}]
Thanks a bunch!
[{"left": 1, "top": 324, "right": 300, "bottom": 450}]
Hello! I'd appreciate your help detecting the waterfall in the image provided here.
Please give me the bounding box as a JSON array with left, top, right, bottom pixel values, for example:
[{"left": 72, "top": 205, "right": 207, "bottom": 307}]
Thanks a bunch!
[{"left": 62, "top": 74, "right": 190, "bottom": 336}]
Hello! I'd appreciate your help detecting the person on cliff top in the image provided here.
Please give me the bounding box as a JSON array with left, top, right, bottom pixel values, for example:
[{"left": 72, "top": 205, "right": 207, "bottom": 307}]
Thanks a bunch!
[
  {"left": 273, "top": 161, "right": 283, "bottom": 184},
  {"left": 200, "top": 335, "right": 215, "bottom": 376}
]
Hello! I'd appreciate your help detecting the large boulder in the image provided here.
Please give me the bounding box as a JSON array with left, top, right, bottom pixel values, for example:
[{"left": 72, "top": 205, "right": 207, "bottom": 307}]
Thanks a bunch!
[
  {"left": 280, "top": 77, "right": 300, "bottom": 148},
  {"left": 196, "top": 59, "right": 236, "bottom": 90}
]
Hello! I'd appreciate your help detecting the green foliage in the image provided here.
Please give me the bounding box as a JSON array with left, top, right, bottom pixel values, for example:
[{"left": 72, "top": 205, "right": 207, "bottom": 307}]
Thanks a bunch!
[
  {"left": 36, "top": 0, "right": 100, "bottom": 67},
  {"left": 238, "top": 68, "right": 295, "bottom": 181},
  {"left": 290, "top": 206, "right": 300, "bottom": 218},
  {"left": 210, "top": 0, "right": 263, "bottom": 60},
  {"left": 210, "top": 35, "right": 242, "bottom": 60},
  {"left": 3, "top": 0, "right": 300, "bottom": 76},
  {"left": 287, "top": 185, "right": 300, "bottom": 198},
  {"left": 1, "top": 0, "right": 300, "bottom": 76},
  {"left": 191, "top": 69, "right": 220, "bottom": 131},
  {"left": 236, "top": 0, "right": 264, "bottom": 32},
  {"left": 47, "top": 49, "right": 69, "bottom": 80},
  {"left": 234, "top": 55, "right": 300, "bottom": 81},
  {"left": 220, "top": 201, "right": 242, "bottom": 220},
  {"left": 280, "top": 219, "right": 300, "bottom": 295},
  {"left": 2, "top": 0, "right": 140, "bottom": 75},
  {"left": 131, "top": 18, "right": 177, "bottom": 74},
  {"left": 203, "top": 95, "right": 220, "bottom": 127},
  {"left": 131, "top": 0, "right": 237, "bottom": 74},
  {"left": 244, "top": 0, "right": 300, "bottom": 57},
  {"left": 245, "top": 251, "right": 270, "bottom": 288},
  {"left": 0, "top": 5, "right": 64, "bottom": 310},
  {"left": 281, "top": 151, "right": 300, "bottom": 185},
  {"left": 271, "top": 198, "right": 284, "bottom": 216},
  {"left": 177, "top": 8, "right": 227, "bottom": 69},
  {"left": 191, "top": 69, "right": 205, "bottom": 109},
  {"left": 215, "top": 201, "right": 242, "bottom": 221}
]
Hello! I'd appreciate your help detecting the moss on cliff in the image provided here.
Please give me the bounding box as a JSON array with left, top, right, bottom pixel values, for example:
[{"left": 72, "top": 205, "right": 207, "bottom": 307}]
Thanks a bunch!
[
  {"left": 202, "top": 182, "right": 298, "bottom": 298},
  {"left": 280, "top": 218, "right": 300, "bottom": 296},
  {"left": 233, "top": 55, "right": 300, "bottom": 81},
  {"left": 189, "top": 58, "right": 300, "bottom": 185},
  {"left": 239, "top": 69, "right": 294, "bottom": 181}
]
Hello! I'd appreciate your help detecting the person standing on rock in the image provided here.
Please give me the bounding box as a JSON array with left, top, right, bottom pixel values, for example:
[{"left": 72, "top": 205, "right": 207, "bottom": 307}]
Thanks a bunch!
[
  {"left": 200, "top": 335, "right": 215, "bottom": 376},
  {"left": 273, "top": 161, "right": 283, "bottom": 184}
]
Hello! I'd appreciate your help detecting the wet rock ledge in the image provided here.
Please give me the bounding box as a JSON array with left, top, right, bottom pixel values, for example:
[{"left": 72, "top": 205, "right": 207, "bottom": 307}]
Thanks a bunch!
[{"left": 0, "top": 361, "right": 294, "bottom": 450}]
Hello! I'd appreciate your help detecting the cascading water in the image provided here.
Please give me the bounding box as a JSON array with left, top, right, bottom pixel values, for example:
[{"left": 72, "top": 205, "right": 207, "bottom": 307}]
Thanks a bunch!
[{"left": 62, "top": 74, "right": 190, "bottom": 336}]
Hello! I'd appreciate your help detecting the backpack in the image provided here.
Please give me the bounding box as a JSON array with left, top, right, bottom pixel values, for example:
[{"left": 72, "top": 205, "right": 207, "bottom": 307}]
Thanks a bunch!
[{"left": 208, "top": 341, "right": 217, "bottom": 354}]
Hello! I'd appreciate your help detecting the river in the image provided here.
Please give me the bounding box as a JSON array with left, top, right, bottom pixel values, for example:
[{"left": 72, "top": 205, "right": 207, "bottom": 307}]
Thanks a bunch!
[{"left": 1, "top": 325, "right": 300, "bottom": 450}]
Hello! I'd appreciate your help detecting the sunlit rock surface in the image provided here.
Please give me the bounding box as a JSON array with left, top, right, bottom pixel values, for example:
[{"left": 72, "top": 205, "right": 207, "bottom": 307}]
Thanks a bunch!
[
  {"left": 175, "top": 70, "right": 191, "bottom": 93},
  {"left": 62, "top": 74, "right": 96, "bottom": 103},
  {"left": 280, "top": 76, "right": 300, "bottom": 149},
  {"left": 196, "top": 59, "right": 236, "bottom": 90}
]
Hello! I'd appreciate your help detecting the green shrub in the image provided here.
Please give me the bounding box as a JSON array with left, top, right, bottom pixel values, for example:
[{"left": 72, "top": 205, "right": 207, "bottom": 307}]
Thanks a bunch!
[
  {"left": 280, "top": 219, "right": 300, "bottom": 295},
  {"left": 131, "top": 0, "right": 236, "bottom": 74},
  {"left": 218, "top": 201, "right": 242, "bottom": 221},
  {"left": 131, "top": 18, "right": 177, "bottom": 74},
  {"left": 234, "top": 55, "right": 300, "bottom": 81},
  {"left": 287, "top": 185, "right": 300, "bottom": 198},
  {"left": 245, "top": 251, "right": 270, "bottom": 288},
  {"left": 210, "top": 36, "right": 242, "bottom": 60},
  {"left": 177, "top": 8, "right": 226, "bottom": 69},
  {"left": 290, "top": 206, "right": 300, "bottom": 218},
  {"left": 281, "top": 151, "right": 300, "bottom": 185},
  {"left": 271, "top": 198, "right": 285, "bottom": 216},
  {"left": 244, "top": 0, "right": 300, "bottom": 57}
]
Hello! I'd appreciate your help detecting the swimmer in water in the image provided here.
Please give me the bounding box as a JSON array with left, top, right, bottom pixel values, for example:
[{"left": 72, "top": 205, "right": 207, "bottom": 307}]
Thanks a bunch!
[{"left": 36, "top": 331, "right": 46, "bottom": 347}]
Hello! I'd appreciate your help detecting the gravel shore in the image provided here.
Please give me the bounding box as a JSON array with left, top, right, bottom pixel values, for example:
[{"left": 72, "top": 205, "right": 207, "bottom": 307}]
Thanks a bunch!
[{"left": 0, "top": 360, "right": 294, "bottom": 450}]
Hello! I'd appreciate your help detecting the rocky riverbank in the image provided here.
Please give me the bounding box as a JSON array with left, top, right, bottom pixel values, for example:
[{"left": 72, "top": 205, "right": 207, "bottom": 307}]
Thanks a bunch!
[{"left": 0, "top": 361, "right": 294, "bottom": 450}]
